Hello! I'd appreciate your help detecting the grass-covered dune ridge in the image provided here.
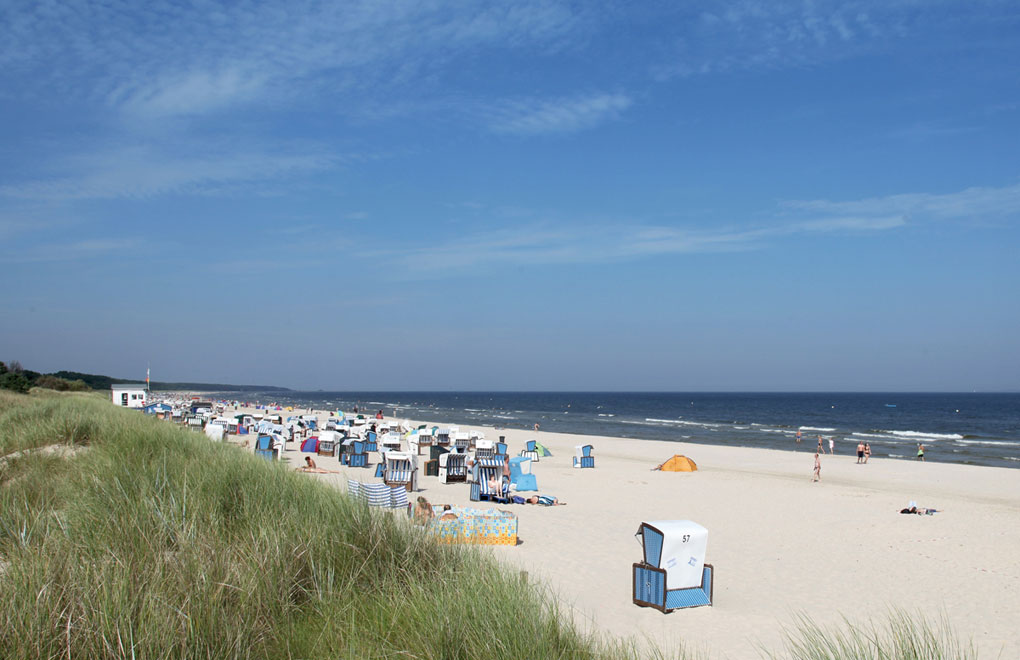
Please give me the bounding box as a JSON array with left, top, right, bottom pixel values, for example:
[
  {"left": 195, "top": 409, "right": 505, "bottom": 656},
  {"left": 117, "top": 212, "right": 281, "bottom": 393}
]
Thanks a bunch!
[
  {"left": 0, "top": 391, "right": 642, "bottom": 659},
  {"left": 0, "top": 390, "right": 976, "bottom": 659}
]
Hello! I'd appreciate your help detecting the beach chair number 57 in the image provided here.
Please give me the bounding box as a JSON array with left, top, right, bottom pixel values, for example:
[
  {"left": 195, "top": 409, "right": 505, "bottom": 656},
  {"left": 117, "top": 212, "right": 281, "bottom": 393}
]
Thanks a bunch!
[{"left": 682, "top": 534, "right": 690, "bottom": 542}]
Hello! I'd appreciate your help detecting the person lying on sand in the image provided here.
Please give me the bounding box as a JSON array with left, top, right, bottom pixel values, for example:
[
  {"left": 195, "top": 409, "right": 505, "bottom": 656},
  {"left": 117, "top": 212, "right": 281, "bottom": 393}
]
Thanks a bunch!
[
  {"left": 438, "top": 504, "right": 458, "bottom": 520},
  {"left": 526, "top": 495, "right": 566, "bottom": 506},
  {"left": 295, "top": 456, "right": 339, "bottom": 473},
  {"left": 900, "top": 506, "right": 939, "bottom": 515}
]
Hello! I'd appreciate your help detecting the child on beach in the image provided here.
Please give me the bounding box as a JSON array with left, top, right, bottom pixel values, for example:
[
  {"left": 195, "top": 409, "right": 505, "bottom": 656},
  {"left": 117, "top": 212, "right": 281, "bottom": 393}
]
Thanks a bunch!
[{"left": 917, "top": 443, "right": 925, "bottom": 461}]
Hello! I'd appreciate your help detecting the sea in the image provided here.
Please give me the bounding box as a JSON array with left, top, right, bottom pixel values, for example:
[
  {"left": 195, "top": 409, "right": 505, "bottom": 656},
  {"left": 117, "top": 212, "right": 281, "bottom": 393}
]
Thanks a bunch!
[{"left": 211, "top": 391, "right": 1020, "bottom": 469}]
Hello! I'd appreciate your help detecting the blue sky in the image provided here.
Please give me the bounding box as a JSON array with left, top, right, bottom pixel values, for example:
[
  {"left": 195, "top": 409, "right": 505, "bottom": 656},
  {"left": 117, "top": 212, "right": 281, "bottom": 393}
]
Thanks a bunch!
[{"left": 1, "top": 0, "right": 1018, "bottom": 391}]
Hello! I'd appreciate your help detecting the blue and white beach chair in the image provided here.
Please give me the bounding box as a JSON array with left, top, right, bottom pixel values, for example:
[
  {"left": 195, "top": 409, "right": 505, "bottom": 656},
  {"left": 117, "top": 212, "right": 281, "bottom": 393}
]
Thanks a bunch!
[
  {"left": 470, "top": 457, "right": 510, "bottom": 503},
  {"left": 573, "top": 444, "right": 595, "bottom": 468},
  {"left": 348, "top": 440, "right": 370, "bottom": 468},
  {"left": 474, "top": 439, "right": 495, "bottom": 460},
  {"left": 438, "top": 452, "right": 467, "bottom": 483},
  {"left": 520, "top": 439, "right": 540, "bottom": 462},
  {"left": 254, "top": 435, "right": 278, "bottom": 460},
  {"left": 633, "top": 520, "right": 713, "bottom": 612},
  {"left": 383, "top": 451, "right": 418, "bottom": 492}
]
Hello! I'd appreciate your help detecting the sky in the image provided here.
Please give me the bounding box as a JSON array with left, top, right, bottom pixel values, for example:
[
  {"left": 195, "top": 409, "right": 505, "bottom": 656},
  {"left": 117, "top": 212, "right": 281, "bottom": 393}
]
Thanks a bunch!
[{"left": 1, "top": 0, "right": 1018, "bottom": 392}]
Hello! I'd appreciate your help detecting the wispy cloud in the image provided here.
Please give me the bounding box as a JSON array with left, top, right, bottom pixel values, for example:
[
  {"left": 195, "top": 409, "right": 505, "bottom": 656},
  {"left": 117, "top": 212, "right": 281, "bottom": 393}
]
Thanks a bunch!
[
  {"left": 487, "top": 93, "right": 632, "bottom": 135},
  {"left": 651, "top": 1, "right": 924, "bottom": 79},
  {"left": 375, "top": 180, "right": 1020, "bottom": 274},
  {"left": 0, "top": 237, "right": 140, "bottom": 264},
  {"left": 783, "top": 181, "right": 1020, "bottom": 222},
  {"left": 0, "top": 144, "right": 337, "bottom": 201},
  {"left": 1, "top": 0, "right": 586, "bottom": 119}
]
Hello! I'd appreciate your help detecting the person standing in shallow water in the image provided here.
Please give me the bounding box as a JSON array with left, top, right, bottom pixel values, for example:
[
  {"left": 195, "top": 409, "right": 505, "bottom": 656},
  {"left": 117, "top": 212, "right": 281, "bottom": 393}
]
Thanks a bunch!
[
  {"left": 917, "top": 443, "right": 925, "bottom": 461},
  {"left": 817, "top": 435, "right": 824, "bottom": 454}
]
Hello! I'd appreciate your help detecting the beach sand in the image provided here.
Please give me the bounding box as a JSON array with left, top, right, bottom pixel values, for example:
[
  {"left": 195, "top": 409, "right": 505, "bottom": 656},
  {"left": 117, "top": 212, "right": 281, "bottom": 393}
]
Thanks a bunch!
[{"left": 229, "top": 409, "right": 1020, "bottom": 658}]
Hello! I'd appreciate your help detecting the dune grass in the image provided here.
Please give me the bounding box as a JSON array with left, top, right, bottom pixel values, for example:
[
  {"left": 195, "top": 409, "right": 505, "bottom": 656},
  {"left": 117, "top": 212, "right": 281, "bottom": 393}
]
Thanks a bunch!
[
  {"left": 0, "top": 390, "right": 975, "bottom": 659},
  {"left": 766, "top": 611, "right": 978, "bottom": 660},
  {"left": 0, "top": 391, "right": 655, "bottom": 659}
]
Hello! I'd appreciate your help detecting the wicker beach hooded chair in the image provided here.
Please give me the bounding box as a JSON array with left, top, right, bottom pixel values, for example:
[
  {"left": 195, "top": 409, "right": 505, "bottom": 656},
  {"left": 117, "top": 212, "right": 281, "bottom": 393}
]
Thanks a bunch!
[
  {"left": 383, "top": 451, "right": 418, "bottom": 492},
  {"left": 254, "top": 434, "right": 278, "bottom": 460},
  {"left": 438, "top": 452, "right": 468, "bottom": 484},
  {"left": 470, "top": 457, "right": 510, "bottom": 503},
  {"left": 573, "top": 444, "right": 595, "bottom": 468},
  {"left": 633, "top": 520, "right": 713, "bottom": 612},
  {"left": 348, "top": 440, "right": 370, "bottom": 468}
]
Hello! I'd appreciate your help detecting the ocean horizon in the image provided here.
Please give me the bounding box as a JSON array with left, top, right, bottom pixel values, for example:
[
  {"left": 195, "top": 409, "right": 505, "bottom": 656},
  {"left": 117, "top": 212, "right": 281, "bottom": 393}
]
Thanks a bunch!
[{"left": 202, "top": 391, "right": 1020, "bottom": 469}]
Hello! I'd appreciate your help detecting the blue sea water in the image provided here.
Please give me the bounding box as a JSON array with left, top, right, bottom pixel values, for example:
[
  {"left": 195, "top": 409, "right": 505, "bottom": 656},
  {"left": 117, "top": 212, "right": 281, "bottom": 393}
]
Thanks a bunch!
[{"left": 218, "top": 391, "right": 1020, "bottom": 469}]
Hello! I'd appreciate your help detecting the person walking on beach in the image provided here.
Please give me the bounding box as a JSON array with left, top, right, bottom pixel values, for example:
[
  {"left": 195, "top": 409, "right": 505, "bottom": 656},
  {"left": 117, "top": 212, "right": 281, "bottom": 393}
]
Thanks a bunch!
[
  {"left": 817, "top": 435, "right": 824, "bottom": 454},
  {"left": 917, "top": 443, "right": 925, "bottom": 461},
  {"left": 829, "top": 437, "right": 835, "bottom": 455},
  {"left": 812, "top": 452, "right": 821, "bottom": 482},
  {"left": 864, "top": 442, "right": 871, "bottom": 464},
  {"left": 856, "top": 440, "right": 865, "bottom": 464},
  {"left": 534, "top": 422, "right": 540, "bottom": 432}
]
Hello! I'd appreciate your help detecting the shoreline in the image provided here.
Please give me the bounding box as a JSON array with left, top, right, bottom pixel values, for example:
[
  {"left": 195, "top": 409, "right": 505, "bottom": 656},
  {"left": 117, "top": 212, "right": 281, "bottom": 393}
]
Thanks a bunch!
[
  {"left": 215, "top": 403, "right": 1020, "bottom": 658},
  {"left": 196, "top": 391, "right": 1020, "bottom": 470}
]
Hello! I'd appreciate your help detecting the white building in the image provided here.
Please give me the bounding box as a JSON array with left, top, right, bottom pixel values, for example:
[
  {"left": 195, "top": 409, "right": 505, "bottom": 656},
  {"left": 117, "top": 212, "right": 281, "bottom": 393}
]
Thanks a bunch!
[{"left": 111, "top": 383, "right": 147, "bottom": 408}]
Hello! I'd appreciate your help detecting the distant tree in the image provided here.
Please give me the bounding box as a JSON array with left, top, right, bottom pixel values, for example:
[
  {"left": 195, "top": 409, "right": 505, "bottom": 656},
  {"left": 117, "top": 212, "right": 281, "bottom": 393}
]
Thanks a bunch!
[
  {"left": 0, "top": 371, "right": 31, "bottom": 393},
  {"left": 36, "top": 375, "right": 73, "bottom": 391},
  {"left": 8, "top": 360, "right": 22, "bottom": 373},
  {"left": 0, "top": 361, "right": 6, "bottom": 375}
]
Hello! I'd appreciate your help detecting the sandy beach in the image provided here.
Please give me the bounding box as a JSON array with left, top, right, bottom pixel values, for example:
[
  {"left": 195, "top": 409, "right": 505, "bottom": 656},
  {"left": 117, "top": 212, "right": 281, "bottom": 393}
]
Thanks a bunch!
[{"left": 229, "top": 408, "right": 1020, "bottom": 659}]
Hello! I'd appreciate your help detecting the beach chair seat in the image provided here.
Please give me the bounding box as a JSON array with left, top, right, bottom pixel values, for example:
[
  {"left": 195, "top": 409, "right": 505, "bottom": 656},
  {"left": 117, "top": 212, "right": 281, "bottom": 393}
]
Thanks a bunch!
[
  {"left": 364, "top": 431, "right": 378, "bottom": 453},
  {"left": 633, "top": 521, "right": 713, "bottom": 612},
  {"left": 381, "top": 432, "right": 402, "bottom": 452},
  {"left": 453, "top": 431, "right": 471, "bottom": 452},
  {"left": 573, "top": 444, "right": 595, "bottom": 469},
  {"left": 383, "top": 451, "right": 418, "bottom": 492},
  {"left": 348, "top": 441, "right": 369, "bottom": 468},
  {"left": 438, "top": 452, "right": 467, "bottom": 484},
  {"left": 413, "top": 429, "right": 434, "bottom": 455},
  {"left": 474, "top": 438, "right": 495, "bottom": 460},
  {"left": 470, "top": 457, "right": 510, "bottom": 503},
  {"left": 520, "top": 439, "right": 540, "bottom": 462},
  {"left": 254, "top": 434, "right": 278, "bottom": 460}
]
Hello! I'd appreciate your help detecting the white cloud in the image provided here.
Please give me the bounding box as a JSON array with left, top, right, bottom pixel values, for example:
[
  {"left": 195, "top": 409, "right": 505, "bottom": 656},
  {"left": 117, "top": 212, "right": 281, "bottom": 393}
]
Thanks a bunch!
[
  {"left": 0, "top": 0, "right": 586, "bottom": 119},
  {"left": 0, "top": 237, "right": 140, "bottom": 264},
  {"left": 488, "top": 93, "right": 632, "bottom": 135},
  {"left": 0, "top": 144, "right": 336, "bottom": 201},
  {"left": 783, "top": 181, "right": 1020, "bottom": 222},
  {"left": 653, "top": 1, "right": 922, "bottom": 79},
  {"left": 374, "top": 179, "right": 1020, "bottom": 274}
]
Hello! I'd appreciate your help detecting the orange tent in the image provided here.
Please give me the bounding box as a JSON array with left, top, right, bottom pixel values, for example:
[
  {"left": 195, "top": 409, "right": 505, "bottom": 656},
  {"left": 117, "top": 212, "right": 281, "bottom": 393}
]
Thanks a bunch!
[{"left": 655, "top": 455, "right": 697, "bottom": 472}]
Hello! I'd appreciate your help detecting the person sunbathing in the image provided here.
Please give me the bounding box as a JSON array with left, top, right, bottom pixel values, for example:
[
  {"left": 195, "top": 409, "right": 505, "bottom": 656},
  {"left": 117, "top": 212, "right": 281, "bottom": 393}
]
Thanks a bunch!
[
  {"left": 900, "top": 505, "right": 939, "bottom": 515},
  {"left": 526, "top": 495, "right": 566, "bottom": 506},
  {"left": 413, "top": 496, "right": 434, "bottom": 523},
  {"left": 296, "top": 456, "right": 339, "bottom": 473},
  {"left": 438, "top": 504, "right": 458, "bottom": 520}
]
